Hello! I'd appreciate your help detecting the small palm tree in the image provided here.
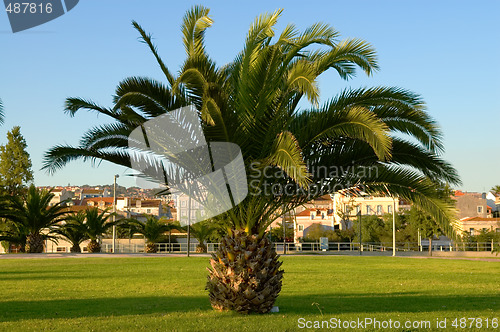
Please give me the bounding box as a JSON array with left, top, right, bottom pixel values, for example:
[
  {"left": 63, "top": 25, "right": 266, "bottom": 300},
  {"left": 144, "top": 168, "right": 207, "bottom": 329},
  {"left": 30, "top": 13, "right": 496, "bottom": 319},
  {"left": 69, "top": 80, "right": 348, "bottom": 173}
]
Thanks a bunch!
[
  {"left": 189, "top": 219, "right": 216, "bottom": 253},
  {"left": 83, "top": 208, "right": 114, "bottom": 253},
  {"left": 122, "top": 216, "right": 172, "bottom": 253},
  {"left": 53, "top": 211, "right": 88, "bottom": 253},
  {"left": 0, "top": 219, "right": 28, "bottom": 252},
  {"left": 0, "top": 185, "right": 67, "bottom": 253}
]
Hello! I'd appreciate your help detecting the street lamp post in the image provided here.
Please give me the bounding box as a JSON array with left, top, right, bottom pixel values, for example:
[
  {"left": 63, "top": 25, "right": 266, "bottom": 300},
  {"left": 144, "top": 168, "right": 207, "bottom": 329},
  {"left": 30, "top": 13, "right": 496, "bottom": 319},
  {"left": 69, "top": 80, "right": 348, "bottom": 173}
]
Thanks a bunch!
[
  {"left": 392, "top": 197, "right": 396, "bottom": 257},
  {"left": 358, "top": 210, "right": 362, "bottom": 255},
  {"left": 113, "top": 174, "right": 119, "bottom": 254},
  {"left": 187, "top": 187, "right": 191, "bottom": 257},
  {"left": 283, "top": 210, "right": 287, "bottom": 255}
]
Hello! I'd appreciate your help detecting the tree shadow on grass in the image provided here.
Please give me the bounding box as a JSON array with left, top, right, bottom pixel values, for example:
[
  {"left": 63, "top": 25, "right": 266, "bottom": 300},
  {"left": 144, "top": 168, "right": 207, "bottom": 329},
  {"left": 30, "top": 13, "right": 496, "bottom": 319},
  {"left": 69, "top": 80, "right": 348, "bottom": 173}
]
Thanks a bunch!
[
  {"left": 0, "top": 292, "right": 498, "bottom": 322},
  {"left": 277, "top": 292, "right": 500, "bottom": 315}
]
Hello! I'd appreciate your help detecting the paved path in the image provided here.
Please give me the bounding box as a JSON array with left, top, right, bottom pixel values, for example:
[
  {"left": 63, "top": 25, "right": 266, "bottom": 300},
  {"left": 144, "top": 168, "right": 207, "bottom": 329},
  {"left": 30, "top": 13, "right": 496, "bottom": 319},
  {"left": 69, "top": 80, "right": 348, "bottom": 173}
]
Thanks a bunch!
[
  {"left": 0, "top": 253, "right": 211, "bottom": 259},
  {"left": 405, "top": 256, "right": 500, "bottom": 263},
  {"left": 1, "top": 252, "right": 498, "bottom": 261}
]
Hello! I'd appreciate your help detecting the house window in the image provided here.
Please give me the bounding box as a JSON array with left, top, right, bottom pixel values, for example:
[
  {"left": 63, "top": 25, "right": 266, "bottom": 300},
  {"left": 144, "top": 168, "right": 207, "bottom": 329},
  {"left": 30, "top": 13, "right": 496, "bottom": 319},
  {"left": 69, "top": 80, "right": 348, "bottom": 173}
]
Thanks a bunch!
[
  {"left": 469, "top": 228, "right": 475, "bottom": 235},
  {"left": 181, "top": 201, "right": 186, "bottom": 207},
  {"left": 298, "top": 224, "right": 304, "bottom": 231},
  {"left": 366, "top": 205, "right": 372, "bottom": 214},
  {"left": 321, "top": 213, "right": 325, "bottom": 219},
  {"left": 387, "top": 205, "right": 392, "bottom": 214},
  {"left": 56, "top": 247, "right": 67, "bottom": 252},
  {"left": 477, "top": 206, "right": 483, "bottom": 213},
  {"left": 355, "top": 206, "right": 361, "bottom": 214},
  {"left": 376, "top": 205, "right": 382, "bottom": 215},
  {"left": 181, "top": 211, "right": 187, "bottom": 217},
  {"left": 310, "top": 213, "right": 315, "bottom": 220},
  {"left": 146, "top": 209, "right": 151, "bottom": 214}
]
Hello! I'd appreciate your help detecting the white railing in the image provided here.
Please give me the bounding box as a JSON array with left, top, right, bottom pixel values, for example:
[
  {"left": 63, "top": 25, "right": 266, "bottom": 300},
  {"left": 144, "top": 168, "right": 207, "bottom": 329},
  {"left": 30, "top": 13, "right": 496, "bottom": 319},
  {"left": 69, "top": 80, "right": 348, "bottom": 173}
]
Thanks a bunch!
[{"left": 39, "top": 241, "right": 499, "bottom": 254}]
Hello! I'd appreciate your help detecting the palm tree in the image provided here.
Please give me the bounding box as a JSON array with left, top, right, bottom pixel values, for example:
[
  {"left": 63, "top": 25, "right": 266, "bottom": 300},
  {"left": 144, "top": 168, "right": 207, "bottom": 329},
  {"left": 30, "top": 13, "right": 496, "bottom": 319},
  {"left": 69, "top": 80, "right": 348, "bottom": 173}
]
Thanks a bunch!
[
  {"left": 0, "top": 185, "right": 68, "bottom": 253},
  {"left": 43, "top": 6, "right": 460, "bottom": 313},
  {"left": 0, "top": 219, "right": 28, "bottom": 252},
  {"left": 189, "top": 219, "right": 216, "bottom": 253},
  {"left": 121, "top": 216, "right": 172, "bottom": 253},
  {"left": 83, "top": 207, "right": 114, "bottom": 253},
  {"left": 53, "top": 211, "right": 88, "bottom": 253},
  {"left": 491, "top": 185, "right": 500, "bottom": 195}
]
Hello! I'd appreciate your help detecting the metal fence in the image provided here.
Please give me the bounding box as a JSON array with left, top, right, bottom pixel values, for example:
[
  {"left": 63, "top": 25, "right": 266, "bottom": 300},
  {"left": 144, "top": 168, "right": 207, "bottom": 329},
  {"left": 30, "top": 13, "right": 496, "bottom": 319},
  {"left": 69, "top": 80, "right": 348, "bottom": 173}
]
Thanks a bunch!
[
  {"left": 274, "top": 241, "right": 499, "bottom": 253},
  {"left": 42, "top": 240, "right": 498, "bottom": 254},
  {"left": 101, "top": 242, "right": 219, "bottom": 254},
  {"left": 98, "top": 241, "right": 498, "bottom": 254}
]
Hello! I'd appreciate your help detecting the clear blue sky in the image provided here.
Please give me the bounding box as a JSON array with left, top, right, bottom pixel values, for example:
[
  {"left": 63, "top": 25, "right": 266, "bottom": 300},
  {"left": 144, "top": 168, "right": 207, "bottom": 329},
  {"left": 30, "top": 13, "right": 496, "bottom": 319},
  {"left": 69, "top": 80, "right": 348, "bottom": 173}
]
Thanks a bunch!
[{"left": 1, "top": 1, "right": 499, "bottom": 191}]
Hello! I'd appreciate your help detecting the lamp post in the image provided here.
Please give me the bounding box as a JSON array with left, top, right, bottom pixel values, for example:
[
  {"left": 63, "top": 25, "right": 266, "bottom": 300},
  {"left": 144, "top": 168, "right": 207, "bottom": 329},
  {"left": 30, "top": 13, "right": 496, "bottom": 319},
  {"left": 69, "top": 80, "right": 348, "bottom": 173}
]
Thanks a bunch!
[
  {"left": 358, "top": 209, "right": 362, "bottom": 255},
  {"left": 112, "top": 174, "right": 119, "bottom": 254},
  {"left": 187, "top": 187, "right": 191, "bottom": 257},
  {"left": 282, "top": 208, "right": 287, "bottom": 255},
  {"left": 392, "top": 196, "right": 396, "bottom": 257}
]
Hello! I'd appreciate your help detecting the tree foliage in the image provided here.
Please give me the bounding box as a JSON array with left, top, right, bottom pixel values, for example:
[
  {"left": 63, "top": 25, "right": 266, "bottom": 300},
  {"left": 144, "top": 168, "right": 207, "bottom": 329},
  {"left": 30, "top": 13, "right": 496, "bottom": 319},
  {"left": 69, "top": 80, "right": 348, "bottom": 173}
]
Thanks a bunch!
[
  {"left": 491, "top": 185, "right": 500, "bottom": 195},
  {"left": 42, "top": 6, "right": 461, "bottom": 240},
  {"left": 53, "top": 211, "right": 89, "bottom": 253},
  {"left": 0, "top": 185, "right": 68, "bottom": 252},
  {"left": 0, "top": 126, "right": 33, "bottom": 196}
]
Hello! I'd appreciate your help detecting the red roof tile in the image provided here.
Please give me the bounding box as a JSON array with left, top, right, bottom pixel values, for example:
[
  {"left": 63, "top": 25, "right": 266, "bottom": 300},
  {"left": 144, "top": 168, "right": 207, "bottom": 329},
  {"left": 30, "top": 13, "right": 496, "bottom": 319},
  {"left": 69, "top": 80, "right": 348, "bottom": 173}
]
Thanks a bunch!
[{"left": 461, "top": 217, "right": 500, "bottom": 222}]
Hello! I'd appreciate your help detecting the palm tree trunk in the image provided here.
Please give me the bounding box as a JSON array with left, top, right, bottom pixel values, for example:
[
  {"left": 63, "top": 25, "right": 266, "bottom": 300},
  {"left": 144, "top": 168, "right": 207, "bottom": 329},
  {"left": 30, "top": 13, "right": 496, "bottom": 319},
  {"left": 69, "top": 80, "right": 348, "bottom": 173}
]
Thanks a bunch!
[
  {"left": 428, "top": 237, "right": 433, "bottom": 256},
  {"left": 25, "top": 233, "right": 44, "bottom": 253},
  {"left": 146, "top": 242, "right": 157, "bottom": 253},
  {"left": 87, "top": 239, "right": 101, "bottom": 253},
  {"left": 70, "top": 243, "right": 81, "bottom": 253},
  {"left": 196, "top": 242, "right": 207, "bottom": 253},
  {"left": 206, "top": 230, "right": 284, "bottom": 313}
]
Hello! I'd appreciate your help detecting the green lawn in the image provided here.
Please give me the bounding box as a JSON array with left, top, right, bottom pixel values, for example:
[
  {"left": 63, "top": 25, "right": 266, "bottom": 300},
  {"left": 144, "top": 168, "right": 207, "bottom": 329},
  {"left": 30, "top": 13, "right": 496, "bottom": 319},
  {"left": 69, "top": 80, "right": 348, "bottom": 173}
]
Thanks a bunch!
[{"left": 0, "top": 256, "right": 498, "bottom": 331}]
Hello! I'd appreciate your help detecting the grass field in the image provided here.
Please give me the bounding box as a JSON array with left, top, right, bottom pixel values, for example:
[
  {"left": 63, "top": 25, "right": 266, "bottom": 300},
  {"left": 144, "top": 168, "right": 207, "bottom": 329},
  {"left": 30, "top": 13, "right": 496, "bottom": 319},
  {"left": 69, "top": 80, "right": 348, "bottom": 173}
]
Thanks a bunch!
[{"left": 0, "top": 256, "right": 498, "bottom": 331}]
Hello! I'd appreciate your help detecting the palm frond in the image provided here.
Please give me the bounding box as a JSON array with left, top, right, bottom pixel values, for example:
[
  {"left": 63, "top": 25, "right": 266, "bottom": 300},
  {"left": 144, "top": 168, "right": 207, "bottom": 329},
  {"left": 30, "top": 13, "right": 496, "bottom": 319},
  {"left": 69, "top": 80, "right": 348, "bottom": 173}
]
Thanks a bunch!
[
  {"left": 132, "top": 21, "right": 176, "bottom": 86},
  {"left": 181, "top": 5, "right": 213, "bottom": 58},
  {"left": 265, "top": 131, "right": 311, "bottom": 189}
]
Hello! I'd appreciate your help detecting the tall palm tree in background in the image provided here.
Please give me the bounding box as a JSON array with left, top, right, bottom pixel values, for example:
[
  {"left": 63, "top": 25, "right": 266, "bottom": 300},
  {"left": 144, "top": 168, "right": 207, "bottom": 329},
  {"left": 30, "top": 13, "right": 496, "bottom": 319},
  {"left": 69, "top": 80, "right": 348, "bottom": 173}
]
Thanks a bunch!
[
  {"left": 491, "top": 185, "right": 500, "bottom": 195},
  {"left": 121, "top": 216, "right": 172, "bottom": 253},
  {"left": 0, "top": 185, "right": 67, "bottom": 252},
  {"left": 83, "top": 207, "right": 114, "bottom": 253},
  {"left": 53, "top": 211, "right": 88, "bottom": 253},
  {"left": 43, "top": 6, "right": 460, "bottom": 313}
]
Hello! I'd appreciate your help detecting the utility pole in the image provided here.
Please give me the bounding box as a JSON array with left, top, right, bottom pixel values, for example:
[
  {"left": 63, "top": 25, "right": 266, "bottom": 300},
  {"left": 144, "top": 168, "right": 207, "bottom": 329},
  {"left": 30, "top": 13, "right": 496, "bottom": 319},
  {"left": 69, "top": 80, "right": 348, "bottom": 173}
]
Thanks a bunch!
[{"left": 112, "top": 174, "right": 119, "bottom": 254}]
